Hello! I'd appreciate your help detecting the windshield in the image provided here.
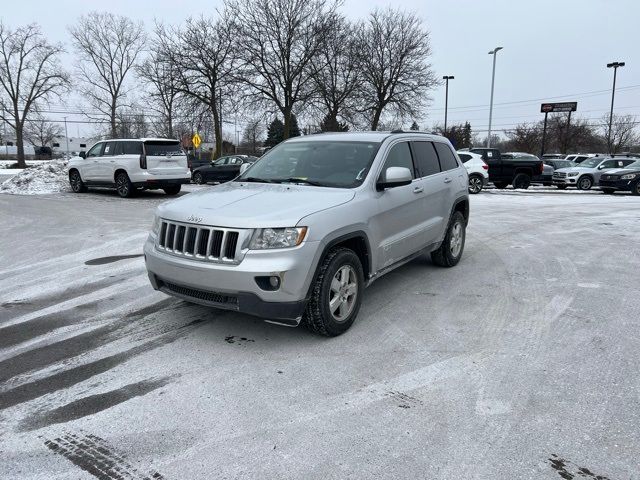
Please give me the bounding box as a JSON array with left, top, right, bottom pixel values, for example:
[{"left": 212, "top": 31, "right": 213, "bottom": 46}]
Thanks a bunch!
[
  {"left": 237, "top": 140, "right": 381, "bottom": 188},
  {"left": 578, "top": 158, "right": 602, "bottom": 168},
  {"left": 144, "top": 141, "right": 183, "bottom": 156}
]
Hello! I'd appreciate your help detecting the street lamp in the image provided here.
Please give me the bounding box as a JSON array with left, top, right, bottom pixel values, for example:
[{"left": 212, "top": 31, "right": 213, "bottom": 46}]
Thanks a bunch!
[
  {"left": 442, "top": 75, "right": 454, "bottom": 134},
  {"left": 606, "top": 61, "right": 625, "bottom": 153},
  {"left": 487, "top": 46, "right": 503, "bottom": 147}
]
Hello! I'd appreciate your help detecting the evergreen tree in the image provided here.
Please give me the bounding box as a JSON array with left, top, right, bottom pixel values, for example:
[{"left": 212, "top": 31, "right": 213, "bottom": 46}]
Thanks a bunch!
[
  {"left": 410, "top": 121, "right": 420, "bottom": 131},
  {"left": 264, "top": 118, "right": 284, "bottom": 147},
  {"left": 288, "top": 114, "right": 302, "bottom": 138},
  {"left": 319, "top": 113, "right": 349, "bottom": 132}
]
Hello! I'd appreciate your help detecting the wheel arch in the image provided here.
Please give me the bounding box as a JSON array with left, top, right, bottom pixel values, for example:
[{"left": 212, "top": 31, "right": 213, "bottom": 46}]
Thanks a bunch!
[{"left": 114, "top": 168, "right": 128, "bottom": 182}]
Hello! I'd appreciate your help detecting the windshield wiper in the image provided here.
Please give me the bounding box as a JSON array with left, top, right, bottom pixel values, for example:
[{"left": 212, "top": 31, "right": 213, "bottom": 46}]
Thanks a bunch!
[
  {"left": 238, "top": 177, "right": 277, "bottom": 183},
  {"left": 274, "top": 177, "right": 326, "bottom": 186}
]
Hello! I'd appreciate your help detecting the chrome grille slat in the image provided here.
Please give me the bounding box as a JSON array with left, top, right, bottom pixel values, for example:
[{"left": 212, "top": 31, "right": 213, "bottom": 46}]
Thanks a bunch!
[{"left": 156, "top": 220, "right": 244, "bottom": 264}]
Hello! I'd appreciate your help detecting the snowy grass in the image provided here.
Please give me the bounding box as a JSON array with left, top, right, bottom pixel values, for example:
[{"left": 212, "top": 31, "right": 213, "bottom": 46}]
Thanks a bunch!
[{"left": 0, "top": 159, "right": 70, "bottom": 195}]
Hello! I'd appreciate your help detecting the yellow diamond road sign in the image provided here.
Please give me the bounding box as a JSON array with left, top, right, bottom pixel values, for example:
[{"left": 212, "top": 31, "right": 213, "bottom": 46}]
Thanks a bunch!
[{"left": 192, "top": 133, "right": 201, "bottom": 149}]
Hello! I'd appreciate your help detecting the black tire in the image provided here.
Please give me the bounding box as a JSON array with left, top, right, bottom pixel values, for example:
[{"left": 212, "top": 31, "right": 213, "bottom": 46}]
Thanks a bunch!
[
  {"left": 633, "top": 182, "right": 640, "bottom": 196},
  {"left": 513, "top": 173, "right": 531, "bottom": 190},
  {"left": 468, "top": 175, "right": 484, "bottom": 194},
  {"left": 493, "top": 182, "right": 508, "bottom": 189},
  {"left": 303, "top": 248, "right": 364, "bottom": 337},
  {"left": 115, "top": 172, "right": 135, "bottom": 198},
  {"left": 193, "top": 172, "right": 204, "bottom": 184},
  {"left": 577, "top": 176, "right": 593, "bottom": 190},
  {"left": 163, "top": 185, "right": 181, "bottom": 195},
  {"left": 431, "top": 211, "right": 466, "bottom": 268},
  {"left": 69, "top": 170, "right": 87, "bottom": 193},
  {"left": 602, "top": 188, "right": 615, "bottom": 195},
  {"left": 556, "top": 184, "right": 567, "bottom": 190}
]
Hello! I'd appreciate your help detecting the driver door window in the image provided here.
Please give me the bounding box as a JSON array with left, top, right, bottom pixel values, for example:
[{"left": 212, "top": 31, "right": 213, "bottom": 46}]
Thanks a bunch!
[
  {"left": 380, "top": 142, "right": 416, "bottom": 179},
  {"left": 86, "top": 143, "right": 103, "bottom": 158}
]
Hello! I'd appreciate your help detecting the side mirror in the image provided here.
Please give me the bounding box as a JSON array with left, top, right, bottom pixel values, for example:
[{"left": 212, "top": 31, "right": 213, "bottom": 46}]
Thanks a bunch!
[
  {"left": 239, "top": 162, "right": 251, "bottom": 175},
  {"left": 79, "top": 151, "right": 86, "bottom": 159},
  {"left": 377, "top": 166, "right": 412, "bottom": 190}
]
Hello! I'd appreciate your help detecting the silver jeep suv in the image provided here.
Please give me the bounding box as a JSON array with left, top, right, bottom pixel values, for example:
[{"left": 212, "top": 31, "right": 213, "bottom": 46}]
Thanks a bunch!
[{"left": 144, "top": 132, "right": 469, "bottom": 336}]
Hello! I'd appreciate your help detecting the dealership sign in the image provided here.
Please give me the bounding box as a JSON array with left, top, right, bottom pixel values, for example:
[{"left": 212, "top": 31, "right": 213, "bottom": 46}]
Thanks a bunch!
[{"left": 540, "top": 102, "right": 578, "bottom": 113}]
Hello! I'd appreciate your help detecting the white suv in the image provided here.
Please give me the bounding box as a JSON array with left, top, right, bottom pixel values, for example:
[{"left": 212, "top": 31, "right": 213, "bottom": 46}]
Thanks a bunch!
[
  {"left": 68, "top": 138, "right": 191, "bottom": 198},
  {"left": 457, "top": 151, "right": 489, "bottom": 193}
]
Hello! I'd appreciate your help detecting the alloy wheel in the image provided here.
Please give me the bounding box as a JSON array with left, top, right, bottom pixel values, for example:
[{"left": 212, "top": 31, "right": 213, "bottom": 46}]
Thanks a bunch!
[
  {"left": 329, "top": 265, "right": 358, "bottom": 322},
  {"left": 469, "top": 177, "right": 482, "bottom": 194},
  {"left": 449, "top": 221, "right": 464, "bottom": 258}
]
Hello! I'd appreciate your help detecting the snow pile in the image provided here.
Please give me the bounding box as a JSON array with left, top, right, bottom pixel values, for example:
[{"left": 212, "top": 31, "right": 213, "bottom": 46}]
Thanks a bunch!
[{"left": 0, "top": 159, "right": 71, "bottom": 195}]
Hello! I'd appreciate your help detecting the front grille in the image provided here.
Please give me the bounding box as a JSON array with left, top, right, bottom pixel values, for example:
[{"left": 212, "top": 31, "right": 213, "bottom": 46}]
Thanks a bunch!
[
  {"left": 157, "top": 219, "right": 246, "bottom": 264},
  {"left": 159, "top": 280, "right": 238, "bottom": 308},
  {"left": 601, "top": 175, "right": 617, "bottom": 181},
  {"left": 553, "top": 172, "right": 567, "bottom": 178}
]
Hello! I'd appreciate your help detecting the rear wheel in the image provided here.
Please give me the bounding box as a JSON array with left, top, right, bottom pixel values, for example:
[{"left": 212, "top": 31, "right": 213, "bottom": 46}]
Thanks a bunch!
[
  {"left": 577, "top": 176, "right": 593, "bottom": 190},
  {"left": 303, "top": 248, "right": 364, "bottom": 337},
  {"left": 163, "top": 185, "right": 181, "bottom": 196},
  {"left": 468, "top": 175, "right": 484, "bottom": 194},
  {"left": 69, "top": 170, "right": 87, "bottom": 193},
  {"left": 431, "top": 211, "right": 466, "bottom": 268},
  {"left": 115, "top": 172, "right": 134, "bottom": 198},
  {"left": 193, "top": 172, "right": 204, "bottom": 184},
  {"left": 513, "top": 173, "right": 531, "bottom": 190}
]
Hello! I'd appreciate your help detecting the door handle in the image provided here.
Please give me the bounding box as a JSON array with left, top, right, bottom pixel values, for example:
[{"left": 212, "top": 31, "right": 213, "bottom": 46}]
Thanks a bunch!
[
  {"left": 413, "top": 186, "right": 424, "bottom": 194},
  {"left": 444, "top": 178, "right": 452, "bottom": 184}
]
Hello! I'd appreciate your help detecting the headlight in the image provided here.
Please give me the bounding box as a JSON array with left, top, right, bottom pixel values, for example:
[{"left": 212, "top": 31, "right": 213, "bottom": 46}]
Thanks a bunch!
[
  {"left": 250, "top": 227, "right": 307, "bottom": 249},
  {"left": 621, "top": 173, "right": 638, "bottom": 180},
  {"left": 151, "top": 215, "right": 161, "bottom": 235},
  {"left": 567, "top": 172, "right": 579, "bottom": 177}
]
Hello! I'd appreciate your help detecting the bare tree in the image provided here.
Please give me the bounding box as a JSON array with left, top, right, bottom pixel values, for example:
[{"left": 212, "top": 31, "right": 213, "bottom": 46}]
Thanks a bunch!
[
  {"left": 69, "top": 12, "right": 145, "bottom": 138},
  {"left": 505, "top": 122, "right": 542, "bottom": 153},
  {"left": 602, "top": 114, "right": 640, "bottom": 154},
  {"left": 228, "top": 0, "right": 337, "bottom": 140},
  {"left": 0, "top": 23, "right": 69, "bottom": 167},
  {"left": 241, "top": 117, "right": 265, "bottom": 153},
  {"left": 309, "top": 15, "right": 359, "bottom": 131},
  {"left": 137, "top": 25, "right": 181, "bottom": 138},
  {"left": 354, "top": 8, "right": 437, "bottom": 130},
  {"left": 24, "top": 110, "right": 63, "bottom": 147},
  {"left": 158, "top": 16, "right": 237, "bottom": 157}
]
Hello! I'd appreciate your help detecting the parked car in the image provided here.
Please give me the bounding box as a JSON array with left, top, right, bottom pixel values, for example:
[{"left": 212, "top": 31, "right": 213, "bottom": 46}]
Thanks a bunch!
[
  {"left": 564, "top": 154, "right": 596, "bottom": 164},
  {"left": 68, "top": 138, "right": 190, "bottom": 198},
  {"left": 470, "top": 148, "right": 543, "bottom": 189},
  {"left": 542, "top": 153, "right": 565, "bottom": 160},
  {"left": 543, "top": 159, "right": 576, "bottom": 170},
  {"left": 188, "top": 153, "right": 209, "bottom": 171},
  {"left": 552, "top": 157, "right": 636, "bottom": 190},
  {"left": 192, "top": 155, "right": 259, "bottom": 184},
  {"left": 145, "top": 131, "right": 469, "bottom": 336},
  {"left": 598, "top": 159, "right": 640, "bottom": 195},
  {"left": 457, "top": 151, "right": 489, "bottom": 194}
]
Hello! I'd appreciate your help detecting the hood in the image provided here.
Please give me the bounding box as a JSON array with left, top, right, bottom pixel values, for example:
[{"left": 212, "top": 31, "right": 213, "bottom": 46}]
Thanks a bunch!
[
  {"left": 603, "top": 167, "right": 640, "bottom": 176},
  {"left": 157, "top": 181, "right": 355, "bottom": 228},
  {"left": 555, "top": 167, "right": 593, "bottom": 173}
]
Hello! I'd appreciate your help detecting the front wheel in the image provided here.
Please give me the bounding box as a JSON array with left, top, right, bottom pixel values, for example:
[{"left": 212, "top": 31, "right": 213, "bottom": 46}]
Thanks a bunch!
[
  {"left": 303, "top": 248, "right": 364, "bottom": 337},
  {"left": 193, "top": 172, "right": 204, "bottom": 184},
  {"left": 115, "top": 172, "right": 134, "bottom": 198},
  {"left": 468, "top": 175, "right": 484, "bottom": 194},
  {"left": 633, "top": 182, "right": 640, "bottom": 196},
  {"left": 69, "top": 170, "right": 87, "bottom": 193},
  {"left": 431, "top": 211, "right": 466, "bottom": 267},
  {"left": 163, "top": 185, "right": 181, "bottom": 196},
  {"left": 577, "top": 176, "right": 593, "bottom": 190}
]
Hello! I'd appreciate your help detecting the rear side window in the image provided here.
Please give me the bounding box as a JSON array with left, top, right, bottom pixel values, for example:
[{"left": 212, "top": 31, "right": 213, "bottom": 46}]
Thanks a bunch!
[
  {"left": 411, "top": 141, "right": 441, "bottom": 177},
  {"left": 458, "top": 153, "right": 471, "bottom": 163},
  {"left": 382, "top": 142, "right": 415, "bottom": 179},
  {"left": 102, "top": 141, "right": 117, "bottom": 156},
  {"left": 144, "top": 141, "right": 182, "bottom": 156},
  {"left": 434, "top": 142, "right": 459, "bottom": 171},
  {"left": 121, "top": 141, "right": 142, "bottom": 155}
]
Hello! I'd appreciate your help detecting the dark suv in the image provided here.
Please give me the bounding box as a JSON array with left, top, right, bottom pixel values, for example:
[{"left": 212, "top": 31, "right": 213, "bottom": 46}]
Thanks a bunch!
[{"left": 598, "top": 159, "right": 640, "bottom": 195}]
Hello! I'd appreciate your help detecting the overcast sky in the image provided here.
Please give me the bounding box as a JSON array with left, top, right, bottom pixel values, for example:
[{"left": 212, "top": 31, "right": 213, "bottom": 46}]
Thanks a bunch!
[{"left": 2, "top": 0, "right": 639, "bottom": 139}]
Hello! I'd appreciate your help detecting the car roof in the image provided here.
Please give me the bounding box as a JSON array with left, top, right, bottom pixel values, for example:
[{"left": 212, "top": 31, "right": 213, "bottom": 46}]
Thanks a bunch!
[
  {"left": 285, "top": 131, "right": 447, "bottom": 143},
  {"left": 97, "top": 138, "right": 180, "bottom": 142}
]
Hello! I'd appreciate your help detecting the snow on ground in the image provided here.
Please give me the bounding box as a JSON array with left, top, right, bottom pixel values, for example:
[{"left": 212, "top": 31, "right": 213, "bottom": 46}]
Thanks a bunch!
[{"left": 0, "top": 159, "right": 70, "bottom": 195}]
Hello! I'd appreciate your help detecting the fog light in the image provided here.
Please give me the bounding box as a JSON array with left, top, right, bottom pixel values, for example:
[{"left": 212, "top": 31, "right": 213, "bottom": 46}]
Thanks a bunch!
[
  {"left": 255, "top": 275, "right": 281, "bottom": 291},
  {"left": 269, "top": 276, "right": 280, "bottom": 288}
]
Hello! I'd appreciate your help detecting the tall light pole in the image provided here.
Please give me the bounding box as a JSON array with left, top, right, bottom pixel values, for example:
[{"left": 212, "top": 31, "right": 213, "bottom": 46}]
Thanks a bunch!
[
  {"left": 607, "top": 61, "right": 625, "bottom": 153},
  {"left": 487, "top": 46, "right": 503, "bottom": 147},
  {"left": 442, "top": 75, "right": 454, "bottom": 135},
  {"left": 63, "top": 117, "right": 69, "bottom": 155}
]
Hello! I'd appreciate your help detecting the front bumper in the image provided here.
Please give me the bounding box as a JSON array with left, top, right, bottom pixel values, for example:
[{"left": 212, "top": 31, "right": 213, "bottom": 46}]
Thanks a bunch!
[
  {"left": 144, "top": 235, "right": 319, "bottom": 322},
  {"left": 598, "top": 178, "right": 636, "bottom": 191},
  {"left": 552, "top": 176, "right": 578, "bottom": 186}
]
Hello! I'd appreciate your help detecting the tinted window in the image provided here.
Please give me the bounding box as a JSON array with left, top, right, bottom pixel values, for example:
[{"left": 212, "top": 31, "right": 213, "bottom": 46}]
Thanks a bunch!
[
  {"left": 86, "top": 143, "right": 103, "bottom": 158},
  {"left": 411, "top": 141, "right": 441, "bottom": 176},
  {"left": 434, "top": 142, "right": 459, "bottom": 171},
  {"left": 382, "top": 142, "right": 415, "bottom": 178},
  {"left": 621, "top": 159, "right": 635, "bottom": 167},
  {"left": 144, "top": 141, "right": 182, "bottom": 156},
  {"left": 102, "top": 141, "right": 117, "bottom": 156},
  {"left": 215, "top": 157, "right": 229, "bottom": 165},
  {"left": 122, "top": 141, "right": 142, "bottom": 155},
  {"left": 458, "top": 153, "right": 471, "bottom": 163},
  {"left": 599, "top": 160, "right": 616, "bottom": 169},
  {"left": 113, "top": 142, "right": 124, "bottom": 155}
]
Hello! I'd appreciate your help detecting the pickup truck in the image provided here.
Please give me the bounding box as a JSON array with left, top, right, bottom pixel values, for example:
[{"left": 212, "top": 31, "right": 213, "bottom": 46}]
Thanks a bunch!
[{"left": 469, "top": 148, "right": 543, "bottom": 189}]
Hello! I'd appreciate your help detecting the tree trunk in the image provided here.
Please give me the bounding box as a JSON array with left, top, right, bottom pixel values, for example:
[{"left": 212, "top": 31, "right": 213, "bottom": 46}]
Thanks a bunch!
[
  {"left": 371, "top": 107, "right": 383, "bottom": 131},
  {"left": 283, "top": 108, "right": 291, "bottom": 140},
  {"left": 212, "top": 104, "right": 222, "bottom": 158},
  {"left": 15, "top": 123, "right": 26, "bottom": 169},
  {"left": 111, "top": 101, "right": 117, "bottom": 138}
]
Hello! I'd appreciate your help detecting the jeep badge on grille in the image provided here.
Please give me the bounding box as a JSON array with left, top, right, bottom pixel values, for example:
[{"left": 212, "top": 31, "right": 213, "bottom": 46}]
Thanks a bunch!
[{"left": 187, "top": 215, "right": 203, "bottom": 223}]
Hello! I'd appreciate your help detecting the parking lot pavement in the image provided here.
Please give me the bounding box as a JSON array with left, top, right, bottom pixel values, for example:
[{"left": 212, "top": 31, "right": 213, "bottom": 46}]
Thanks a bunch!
[{"left": 1, "top": 188, "right": 639, "bottom": 480}]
